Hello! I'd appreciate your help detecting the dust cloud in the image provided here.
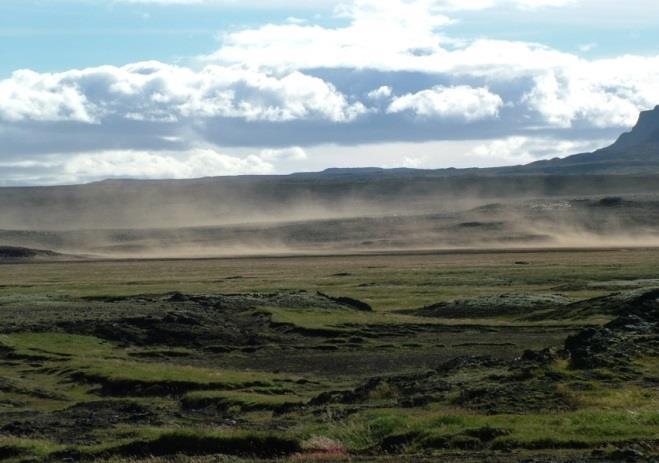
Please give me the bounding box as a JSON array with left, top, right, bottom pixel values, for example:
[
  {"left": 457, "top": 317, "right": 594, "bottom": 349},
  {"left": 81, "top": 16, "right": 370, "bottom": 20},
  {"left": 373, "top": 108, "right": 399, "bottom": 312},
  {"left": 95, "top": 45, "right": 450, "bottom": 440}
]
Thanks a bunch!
[{"left": 2, "top": 174, "right": 659, "bottom": 259}]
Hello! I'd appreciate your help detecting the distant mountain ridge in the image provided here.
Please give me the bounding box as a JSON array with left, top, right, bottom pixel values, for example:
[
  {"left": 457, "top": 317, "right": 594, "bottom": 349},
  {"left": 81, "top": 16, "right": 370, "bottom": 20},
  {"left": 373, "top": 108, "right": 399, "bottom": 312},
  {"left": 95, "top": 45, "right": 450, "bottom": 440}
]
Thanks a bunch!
[
  {"left": 310, "top": 105, "right": 659, "bottom": 177},
  {"left": 288, "top": 106, "right": 659, "bottom": 178},
  {"left": 506, "top": 105, "right": 659, "bottom": 175},
  {"left": 1, "top": 107, "right": 659, "bottom": 231}
]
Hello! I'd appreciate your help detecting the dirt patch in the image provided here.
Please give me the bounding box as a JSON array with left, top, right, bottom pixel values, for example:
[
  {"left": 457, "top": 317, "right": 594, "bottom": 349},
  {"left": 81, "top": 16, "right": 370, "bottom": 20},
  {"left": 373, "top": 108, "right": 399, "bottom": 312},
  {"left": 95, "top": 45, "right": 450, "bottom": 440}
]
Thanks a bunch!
[
  {"left": 0, "top": 400, "right": 159, "bottom": 445},
  {"left": 70, "top": 371, "right": 273, "bottom": 398},
  {"left": 89, "top": 433, "right": 300, "bottom": 460}
]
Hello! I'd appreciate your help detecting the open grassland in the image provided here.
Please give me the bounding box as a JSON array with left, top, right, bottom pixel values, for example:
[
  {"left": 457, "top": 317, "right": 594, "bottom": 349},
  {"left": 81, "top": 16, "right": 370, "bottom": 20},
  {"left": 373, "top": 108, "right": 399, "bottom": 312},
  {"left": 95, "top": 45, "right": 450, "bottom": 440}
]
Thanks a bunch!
[
  {"left": 0, "top": 249, "right": 657, "bottom": 462},
  {"left": 2, "top": 248, "right": 659, "bottom": 306}
]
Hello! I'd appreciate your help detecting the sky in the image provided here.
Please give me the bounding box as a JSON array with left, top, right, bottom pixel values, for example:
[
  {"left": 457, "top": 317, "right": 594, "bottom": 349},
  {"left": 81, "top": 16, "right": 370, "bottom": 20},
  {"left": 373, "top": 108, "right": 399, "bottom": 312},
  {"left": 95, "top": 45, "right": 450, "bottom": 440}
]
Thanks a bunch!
[{"left": 1, "top": 0, "right": 659, "bottom": 185}]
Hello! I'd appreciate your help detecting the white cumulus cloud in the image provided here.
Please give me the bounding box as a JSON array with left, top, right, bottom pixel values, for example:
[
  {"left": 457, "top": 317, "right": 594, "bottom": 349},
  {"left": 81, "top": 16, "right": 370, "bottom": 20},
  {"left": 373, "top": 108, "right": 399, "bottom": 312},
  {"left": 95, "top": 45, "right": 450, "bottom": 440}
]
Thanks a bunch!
[
  {"left": 0, "top": 62, "right": 366, "bottom": 124},
  {"left": 367, "top": 86, "right": 393, "bottom": 100},
  {"left": 0, "top": 70, "right": 94, "bottom": 123},
  {"left": 523, "top": 55, "right": 659, "bottom": 128},
  {"left": 202, "top": 0, "right": 659, "bottom": 129},
  {"left": 388, "top": 85, "right": 503, "bottom": 121}
]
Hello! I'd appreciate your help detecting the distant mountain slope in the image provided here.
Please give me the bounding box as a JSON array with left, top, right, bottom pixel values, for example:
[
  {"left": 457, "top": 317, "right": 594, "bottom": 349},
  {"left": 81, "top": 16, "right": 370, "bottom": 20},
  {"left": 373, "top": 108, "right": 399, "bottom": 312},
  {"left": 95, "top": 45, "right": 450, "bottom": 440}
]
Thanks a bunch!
[
  {"left": 295, "top": 106, "right": 659, "bottom": 177},
  {"left": 296, "top": 106, "right": 659, "bottom": 176},
  {"left": 494, "top": 106, "right": 659, "bottom": 175},
  {"left": 612, "top": 105, "right": 659, "bottom": 149}
]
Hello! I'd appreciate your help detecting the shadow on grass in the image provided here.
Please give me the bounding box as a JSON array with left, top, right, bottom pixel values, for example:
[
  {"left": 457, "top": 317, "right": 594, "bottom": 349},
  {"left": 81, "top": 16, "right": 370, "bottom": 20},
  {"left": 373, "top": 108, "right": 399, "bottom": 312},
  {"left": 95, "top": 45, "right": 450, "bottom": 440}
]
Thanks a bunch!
[{"left": 54, "top": 432, "right": 301, "bottom": 461}]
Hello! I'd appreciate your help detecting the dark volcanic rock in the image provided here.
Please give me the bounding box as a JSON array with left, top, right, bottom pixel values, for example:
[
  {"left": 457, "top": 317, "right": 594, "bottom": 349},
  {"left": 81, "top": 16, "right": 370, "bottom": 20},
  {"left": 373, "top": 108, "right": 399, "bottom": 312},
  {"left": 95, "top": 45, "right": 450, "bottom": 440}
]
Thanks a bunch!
[
  {"left": 405, "top": 294, "right": 569, "bottom": 319},
  {"left": 456, "top": 380, "right": 573, "bottom": 415},
  {"left": 309, "top": 371, "right": 449, "bottom": 407},
  {"left": 437, "top": 356, "right": 506, "bottom": 372},
  {"left": 317, "top": 292, "right": 373, "bottom": 311},
  {"left": 605, "top": 314, "right": 656, "bottom": 333},
  {"left": 520, "top": 347, "right": 562, "bottom": 364},
  {"left": 0, "top": 246, "right": 59, "bottom": 260},
  {"left": 565, "top": 328, "right": 633, "bottom": 369},
  {"left": 565, "top": 289, "right": 658, "bottom": 370},
  {"left": 51, "top": 291, "right": 374, "bottom": 350},
  {"left": 0, "top": 400, "right": 159, "bottom": 445},
  {"left": 612, "top": 105, "right": 659, "bottom": 150}
]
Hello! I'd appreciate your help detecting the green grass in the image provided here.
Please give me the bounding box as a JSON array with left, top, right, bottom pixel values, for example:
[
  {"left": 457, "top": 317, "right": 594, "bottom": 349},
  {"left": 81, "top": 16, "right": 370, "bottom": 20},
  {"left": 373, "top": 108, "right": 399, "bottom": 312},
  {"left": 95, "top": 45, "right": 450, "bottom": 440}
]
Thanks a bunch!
[
  {"left": 0, "top": 436, "right": 65, "bottom": 461},
  {"left": 265, "top": 306, "right": 604, "bottom": 331},
  {"left": 71, "top": 359, "right": 284, "bottom": 389},
  {"left": 2, "top": 248, "right": 659, "bottom": 310},
  {"left": 574, "top": 385, "right": 659, "bottom": 411},
  {"left": 311, "top": 408, "right": 659, "bottom": 452},
  {"left": 264, "top": 307, "right": 405, "bottom": 330},
  {"left": 0, "top": 332, "right": 291, "bottom": 390},
  {"left": 0, "top": 332, "right": 117, "bottom": 358},
  {"left": 182, "top": 390, "right": 305, "bottom": 411}
]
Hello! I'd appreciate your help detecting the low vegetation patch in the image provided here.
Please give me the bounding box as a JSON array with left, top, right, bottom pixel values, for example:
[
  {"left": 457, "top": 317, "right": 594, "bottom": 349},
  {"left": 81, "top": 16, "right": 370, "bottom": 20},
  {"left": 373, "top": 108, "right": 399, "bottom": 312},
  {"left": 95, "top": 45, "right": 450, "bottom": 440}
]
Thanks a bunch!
[
  {"left": 181, "top": 390, "right": 305, "bottom": 412},
  {"left": 70, "top": 361, "right": 283, "bottom": 397}
]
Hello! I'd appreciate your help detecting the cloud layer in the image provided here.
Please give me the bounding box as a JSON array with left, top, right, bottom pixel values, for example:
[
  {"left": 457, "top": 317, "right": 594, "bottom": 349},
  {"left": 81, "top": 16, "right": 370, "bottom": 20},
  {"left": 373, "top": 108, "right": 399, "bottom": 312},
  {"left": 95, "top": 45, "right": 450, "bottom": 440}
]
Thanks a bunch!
[
  {"left": 1, "top": 0, "right": 658, "bottom": 184},
  {"left": 0, "top": 63, "right": 366, "bottom": 124}
]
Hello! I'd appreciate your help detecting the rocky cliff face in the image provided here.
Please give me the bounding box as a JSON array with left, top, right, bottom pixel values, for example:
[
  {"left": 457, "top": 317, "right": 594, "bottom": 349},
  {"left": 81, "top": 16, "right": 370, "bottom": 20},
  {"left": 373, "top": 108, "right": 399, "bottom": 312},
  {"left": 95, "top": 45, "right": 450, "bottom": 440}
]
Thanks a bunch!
[
  {"left": 512, "top": 106, "right": 659, "bottom": 174},
  {"left": 610, "top": 105, "right": 659, "bottom": 150}
]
